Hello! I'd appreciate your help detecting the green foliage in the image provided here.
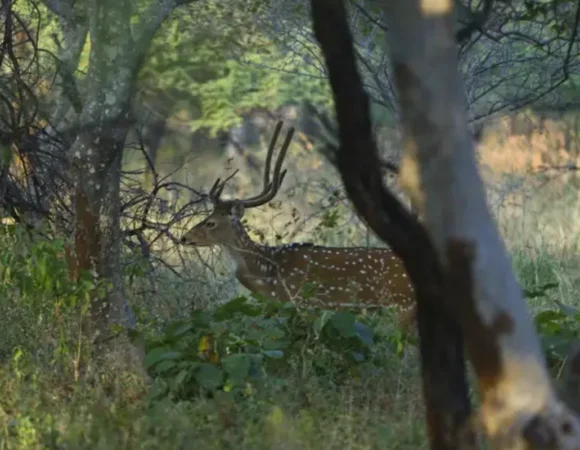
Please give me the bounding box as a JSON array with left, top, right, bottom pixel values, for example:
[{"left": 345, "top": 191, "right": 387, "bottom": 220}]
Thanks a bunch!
[
  {"left": 514, "top": 250, "right": 580, "bottom": 372},
  {"left": 140, "top": 0, "right": 333, "bottom": 137},
  {"left": 1, "top": 218, "right": 580, "bottom": 449},
  {"left": 138, "top": 294, "right": 407, "bottom": 401},
  {"left": 190, "top": 45, "right": 332, "bottom": 136},
  {"left": 0, "top": 355, "right": 424, "bottom": 450},
  {"left": 517, "top": 280, "right": 580, "bottom": 374},
  {"left": 534, "top": 300, "right": 580, "bottom": 373},
  {"left": 0, "top": 226, "right": 105, "bottom": 367}
]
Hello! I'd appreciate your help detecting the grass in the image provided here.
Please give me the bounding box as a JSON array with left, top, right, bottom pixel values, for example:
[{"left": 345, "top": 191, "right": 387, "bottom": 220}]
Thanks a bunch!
[
  {"left": 2, "top": 116, "right": 580, "bottom": 449},
  {"left": 0, "top": 224, "right": 426, "bottom": 450},
  {"left": 0, "top": 322, "right": 425, "bottom": 450},
  {"left": 1, "top": 370, "right": 425, "bottom": 450}
]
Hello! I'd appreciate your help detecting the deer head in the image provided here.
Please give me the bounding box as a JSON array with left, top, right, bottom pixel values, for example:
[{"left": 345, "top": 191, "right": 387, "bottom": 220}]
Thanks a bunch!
[{"left": 180, "top": 121, "right": 295, "bottom": 247}]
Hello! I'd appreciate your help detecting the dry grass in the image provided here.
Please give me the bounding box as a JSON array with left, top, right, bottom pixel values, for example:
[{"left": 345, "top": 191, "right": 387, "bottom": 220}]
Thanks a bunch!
[{"left": 478, "top": 112, "right": 580, "bottom": 310}]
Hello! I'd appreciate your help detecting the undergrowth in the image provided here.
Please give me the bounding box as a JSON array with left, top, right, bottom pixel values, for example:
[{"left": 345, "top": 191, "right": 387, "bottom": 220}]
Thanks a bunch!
[
  {"left": 2, "top": 176, "right": 580, "bottom": 449},
  {"left": 0, "top": 224, "right": 425, "bottom": 450}
]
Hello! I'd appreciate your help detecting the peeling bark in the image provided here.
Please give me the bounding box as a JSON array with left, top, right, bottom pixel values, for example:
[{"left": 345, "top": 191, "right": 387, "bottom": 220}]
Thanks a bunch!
[{"left": 380, "top": 0, "right": 580, "bottom": 447}]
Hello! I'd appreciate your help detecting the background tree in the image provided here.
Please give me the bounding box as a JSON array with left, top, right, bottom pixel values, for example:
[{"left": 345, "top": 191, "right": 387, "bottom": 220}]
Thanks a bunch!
[{"left": 167, "top": 0, "right": 579, "bottom": 175}]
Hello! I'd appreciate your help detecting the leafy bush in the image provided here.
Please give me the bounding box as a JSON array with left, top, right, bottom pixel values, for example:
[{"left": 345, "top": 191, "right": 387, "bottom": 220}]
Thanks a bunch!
[
  {"left": 518, "top": 281, "right": 580, "bottom": 374},
  {"left": 142, "top": 276, "right": 573, "bottom": 403},
  {"left": 138, "top": 293, "right": 413, "bottom": 401},
  {"left": 0, "top": 225, "right": 105, "bottom": 370}
]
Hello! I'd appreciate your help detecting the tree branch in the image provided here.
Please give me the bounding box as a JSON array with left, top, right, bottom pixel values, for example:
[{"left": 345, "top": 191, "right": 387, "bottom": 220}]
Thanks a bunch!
[
  {"left": 455, "top": 0, "right": 495, "bottom": 43},
  {"left": 40, "top": 0, "right": 81, "bottom": 25}
]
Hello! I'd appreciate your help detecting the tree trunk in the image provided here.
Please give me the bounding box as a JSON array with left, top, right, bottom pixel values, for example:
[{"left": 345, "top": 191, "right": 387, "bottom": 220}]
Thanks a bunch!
[
  {"left": 309, "top": 1, "right": 474, "bottom": 449},
  {"left": 381, "top": 0, "right": 580, "bottom": 447},
  {"left": 67, "top": 115, "right": 128, "bottom": 345},
  {"left": 41, "top": 0, "right": 197, "bottom": 376}
]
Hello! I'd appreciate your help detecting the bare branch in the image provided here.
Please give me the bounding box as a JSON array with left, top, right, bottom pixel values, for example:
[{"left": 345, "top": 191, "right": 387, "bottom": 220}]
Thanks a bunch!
[{"left": 455, "top": 0, "right": 495, "bottom": 43}]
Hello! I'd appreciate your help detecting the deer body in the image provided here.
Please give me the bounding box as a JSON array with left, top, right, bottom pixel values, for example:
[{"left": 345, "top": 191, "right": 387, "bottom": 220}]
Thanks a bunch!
[{"left": 181, "top": 122, "right": 416, "bottom": 327}]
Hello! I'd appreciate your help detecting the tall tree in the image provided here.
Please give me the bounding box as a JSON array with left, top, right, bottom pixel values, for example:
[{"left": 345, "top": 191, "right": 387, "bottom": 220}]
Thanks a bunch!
[
  {"left": 37, "top": 0, "right": 199, "bottom": 366},
  {"left": 380, "top": 0, "right": 580, "bottom": 444},
  {"left": 310, "top": 0, "right": 580, "bottom": 448},
  {"left": 310, "top": 1, "right": 473, "bottom": 449}
]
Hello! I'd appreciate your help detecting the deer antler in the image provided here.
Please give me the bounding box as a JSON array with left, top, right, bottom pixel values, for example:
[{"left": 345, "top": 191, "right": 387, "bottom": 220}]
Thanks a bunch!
[
  {"left": 207, "top": 120, "right": 295, "bottom": 208},
  {"left": 239, "top": 121, "right": 295, "bottom": 208},
  {"left": 207, "top": 169, "right": 239, "bottom": 205}
]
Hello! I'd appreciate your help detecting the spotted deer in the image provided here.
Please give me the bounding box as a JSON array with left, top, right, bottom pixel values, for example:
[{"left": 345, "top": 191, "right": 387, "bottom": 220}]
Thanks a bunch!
[{"left": 180, "top": 121, "right": 416, "bottom": 328}]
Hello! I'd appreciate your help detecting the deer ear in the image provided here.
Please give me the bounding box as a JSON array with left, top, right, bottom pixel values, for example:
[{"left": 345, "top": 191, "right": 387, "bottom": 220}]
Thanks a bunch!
[{"left": 231, "top": 202, "right": 245, "bottom": 218}]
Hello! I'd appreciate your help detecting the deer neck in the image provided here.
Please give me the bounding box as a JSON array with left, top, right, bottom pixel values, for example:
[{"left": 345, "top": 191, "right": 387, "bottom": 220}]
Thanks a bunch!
[{"left": 221, "top": 219, "right": 274, "bottom": 277}]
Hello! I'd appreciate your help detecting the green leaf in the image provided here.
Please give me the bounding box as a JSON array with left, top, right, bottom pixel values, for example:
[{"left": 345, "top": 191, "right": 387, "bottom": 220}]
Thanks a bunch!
[
  {"left": 301, "top": 282, "right": 318, "bottom": 299},
  {"left": 144, "top": 347, "right": 182, "bottom": 369},
  {"left": 155, "top": 360, "right": 177, "bottom": 373},
  {"left": 145, "top": 347, "right": 170, "bottom": 368},
  {"left": 222, "top": 353, "right": 251, "bottom": 381},
  {"left": 534, "top": 309, "right": 566, "bottom": 326},
  {"left": 214, "top": 296, "right": 261, "bottom": 320},
  {"left": 313, "top": 310, "right": 333, "bottom": 334},
  {"left": 263, "top": 325, "right": 286, "bottom": 340},
  {"left": 168, "top": 322, "right": 193, "bottom": 338},
  {"left": 174, "top": 368, "right": 191, "bottom": 389},
  {"left": 354, "top": 322, "right": 374, "bottom": 347},
  {"left": 329, "top": 312, "right": 356, "bottom": 338},
  {"left": 195, "top": 363, "right": 223, "bottom": 390},
  {"left": 523, "top": 282, "right": 558, "bottom": 299},
  {"left": 149, "top": 380, "right": 169, "bottom": 400},
  {"left": 191, "top": 310, "right": 213, "bottom": 327},
  {"left": 262, "top": 339, "right": 291, "bottom": 350},
  {"left": 210, "top": 321, "right": 229, "bottom": 335},
  {"left": 250, "top": 291, "right": 272, "bottom": 303},
  {"left": 262, "top": 350, "right": 284, "bottom": 359}
]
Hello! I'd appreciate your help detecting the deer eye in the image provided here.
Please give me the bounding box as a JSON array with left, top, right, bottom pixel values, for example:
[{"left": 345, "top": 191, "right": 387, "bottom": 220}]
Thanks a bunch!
[{"left": 205, "top": 221, "right": 216, "bottom": 229}]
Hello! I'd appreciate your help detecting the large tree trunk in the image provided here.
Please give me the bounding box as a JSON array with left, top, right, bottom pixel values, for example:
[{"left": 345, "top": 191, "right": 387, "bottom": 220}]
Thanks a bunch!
[
  {"left": 309, "top": 2, "right": 474, "bottom": 449},
  {"left": 47, "top": 0, "right": 198, "bottom": 373},
  {"left": 380, "top": 0, "right": 580, "bottom": 448},
  {"left": 69, "top": 122, "right": 128, "bottom": 342},
  {"left": 311, "top": 0, "right": 580, "bottom": 447},
  {"left": 63, "top": 0, "right": 137, "bottom": 362}
]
